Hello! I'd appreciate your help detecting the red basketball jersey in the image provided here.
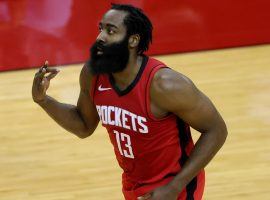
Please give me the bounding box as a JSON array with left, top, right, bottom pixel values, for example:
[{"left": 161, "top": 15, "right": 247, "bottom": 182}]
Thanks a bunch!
[{"left": 90, "top": 56, "right": 205, "bottom": 200}]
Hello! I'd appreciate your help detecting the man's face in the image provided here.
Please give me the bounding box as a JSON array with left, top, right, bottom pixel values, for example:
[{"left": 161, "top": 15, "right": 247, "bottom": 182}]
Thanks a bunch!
[{"left": 89, "top": 10, "right": 130, "bottom": 75}]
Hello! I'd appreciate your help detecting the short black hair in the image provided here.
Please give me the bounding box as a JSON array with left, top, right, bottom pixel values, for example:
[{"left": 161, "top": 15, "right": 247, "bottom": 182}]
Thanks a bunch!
[{"left": 111, "top": 3, "right": 153, "bottom": 55}]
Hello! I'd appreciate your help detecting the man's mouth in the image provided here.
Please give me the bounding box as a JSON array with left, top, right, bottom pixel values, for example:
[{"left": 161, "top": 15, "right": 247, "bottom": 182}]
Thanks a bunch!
[{"left": 97, "top": 46, "right": 103, "bottom": 55}]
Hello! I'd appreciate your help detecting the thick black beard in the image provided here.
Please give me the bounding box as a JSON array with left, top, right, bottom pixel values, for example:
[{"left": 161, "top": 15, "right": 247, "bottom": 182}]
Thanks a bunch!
[{"left": 88, "top": 36, "right": 130, "bottom": 75}]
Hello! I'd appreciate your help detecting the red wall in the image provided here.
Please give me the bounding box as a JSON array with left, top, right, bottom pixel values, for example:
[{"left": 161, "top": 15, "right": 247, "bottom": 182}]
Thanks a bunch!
[{"left": 0, "top": 0, "right": 270, "bottom": 71}]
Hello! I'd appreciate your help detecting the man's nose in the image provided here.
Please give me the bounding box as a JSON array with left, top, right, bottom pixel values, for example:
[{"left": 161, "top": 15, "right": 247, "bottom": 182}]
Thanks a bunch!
[{"left": 96, "top": 31, "right": 106, "bottom": 43}]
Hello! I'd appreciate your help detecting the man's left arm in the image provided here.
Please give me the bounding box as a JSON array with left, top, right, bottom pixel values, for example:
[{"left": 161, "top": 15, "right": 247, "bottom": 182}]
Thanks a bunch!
[{"left": 139, "top": 68, "right": 228, "bottom": 200}]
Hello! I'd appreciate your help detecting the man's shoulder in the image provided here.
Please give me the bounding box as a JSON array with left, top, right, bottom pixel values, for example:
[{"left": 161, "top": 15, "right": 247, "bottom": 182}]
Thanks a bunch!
[
  {"left": 152, "top": 68, "right": 193, "bottom": 94},
  {"left": 150, "top": 67, "right": 200, "bottom": 113}
]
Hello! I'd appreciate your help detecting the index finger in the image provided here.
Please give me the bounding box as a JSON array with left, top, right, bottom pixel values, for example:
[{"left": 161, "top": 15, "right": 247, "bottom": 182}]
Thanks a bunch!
[
  {"left": 43, "top": 60, "right": 49, "bottom": 68},
  {"left": 35, "top": 60, "right": 49, "bottom": 79},
  {"left": 39, "top": 60, "right": 49, "bottom": 73}
]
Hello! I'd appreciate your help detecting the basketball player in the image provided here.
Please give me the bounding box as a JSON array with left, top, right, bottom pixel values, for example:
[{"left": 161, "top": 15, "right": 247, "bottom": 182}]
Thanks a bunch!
[{"left": 32, "top": 4, "right": 227, "bottom": 200}]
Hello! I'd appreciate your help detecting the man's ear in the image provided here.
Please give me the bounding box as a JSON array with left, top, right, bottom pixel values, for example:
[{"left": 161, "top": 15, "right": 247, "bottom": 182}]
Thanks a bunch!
[{"left": 129, "top": 34, "right": 140, "bottom": 48}]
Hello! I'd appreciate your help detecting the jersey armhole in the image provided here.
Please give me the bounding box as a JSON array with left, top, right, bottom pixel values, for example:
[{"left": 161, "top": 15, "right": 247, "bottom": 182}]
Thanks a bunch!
[{"left": 145, "top": 65, "right": 174, "bottom": 121}]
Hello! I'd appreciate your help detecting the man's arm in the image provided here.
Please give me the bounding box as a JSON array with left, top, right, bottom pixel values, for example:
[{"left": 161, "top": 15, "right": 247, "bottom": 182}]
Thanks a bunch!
[
  {"left": 32, "top": 62, "right": 99, "bottom": 138},
  {"left": 141, "top": 68, "right": 227, "bottom": 199}
]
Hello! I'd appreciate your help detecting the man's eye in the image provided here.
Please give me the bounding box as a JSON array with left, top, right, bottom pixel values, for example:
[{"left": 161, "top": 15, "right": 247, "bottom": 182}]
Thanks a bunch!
[{"left": 108, "top": 29, "right": 115, "bottom": 34}]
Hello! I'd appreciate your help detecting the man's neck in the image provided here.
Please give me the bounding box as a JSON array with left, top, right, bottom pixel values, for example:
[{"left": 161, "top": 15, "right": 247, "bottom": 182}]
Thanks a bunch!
[{"left": 111, "top": 53, "right": 143, "bottom": 90}]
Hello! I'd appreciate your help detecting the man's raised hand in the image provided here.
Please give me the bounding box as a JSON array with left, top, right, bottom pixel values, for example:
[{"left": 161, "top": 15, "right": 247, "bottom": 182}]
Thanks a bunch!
[{"left": 32, "top": 60, "right": 60, "bottom": 104}]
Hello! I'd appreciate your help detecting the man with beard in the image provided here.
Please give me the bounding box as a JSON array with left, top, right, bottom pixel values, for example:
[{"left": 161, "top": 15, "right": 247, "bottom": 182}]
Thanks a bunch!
[{"left": 32, "top": 3, "right": 227, "bottom": 200}]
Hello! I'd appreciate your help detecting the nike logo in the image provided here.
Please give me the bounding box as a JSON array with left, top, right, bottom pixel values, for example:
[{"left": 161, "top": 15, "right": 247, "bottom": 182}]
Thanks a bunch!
[{"left": 98, "top": 85, "right": 112, "bottom": 91}]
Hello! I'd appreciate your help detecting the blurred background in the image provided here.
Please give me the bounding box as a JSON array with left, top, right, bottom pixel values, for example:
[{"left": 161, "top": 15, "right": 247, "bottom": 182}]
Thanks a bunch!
[
  {"left": 1, "top": 0, "right": 270, "bottom": 71},
  {"left": 0, "top": 0, "right": 270, "bottom": 200}
]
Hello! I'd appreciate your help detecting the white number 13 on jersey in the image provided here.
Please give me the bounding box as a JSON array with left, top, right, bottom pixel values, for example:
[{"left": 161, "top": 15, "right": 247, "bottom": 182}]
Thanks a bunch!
[{"left": 113, "top": 130, "right": 134, "bottom": 159}]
